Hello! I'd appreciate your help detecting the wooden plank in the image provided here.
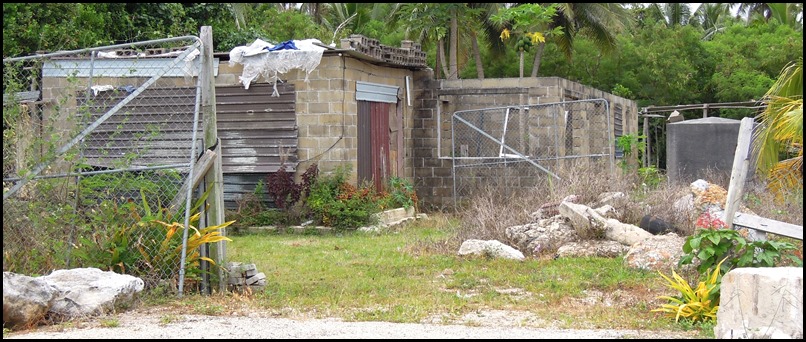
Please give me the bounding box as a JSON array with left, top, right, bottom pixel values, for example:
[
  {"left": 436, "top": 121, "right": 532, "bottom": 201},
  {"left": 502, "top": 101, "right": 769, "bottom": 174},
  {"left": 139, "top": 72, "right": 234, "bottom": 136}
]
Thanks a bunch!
[
  {"left": 723, "top": 117, "right": 754, "bottom": 229},
  {"left": 200, "top": 26, "right": 227, "bottom": 293},
  {"left": 168, "top": 149, "right": 216, "bottom": 212},
  {"left": 733, "top": 212, "right": 803, "bottom": 240}
]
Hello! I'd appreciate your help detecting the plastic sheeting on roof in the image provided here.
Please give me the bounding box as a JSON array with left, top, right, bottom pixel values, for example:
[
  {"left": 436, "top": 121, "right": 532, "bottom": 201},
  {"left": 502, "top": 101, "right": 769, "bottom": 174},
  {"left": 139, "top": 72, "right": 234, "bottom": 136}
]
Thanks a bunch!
[{"left": 228, "top": 38, "right": 326, "bottom": 96}]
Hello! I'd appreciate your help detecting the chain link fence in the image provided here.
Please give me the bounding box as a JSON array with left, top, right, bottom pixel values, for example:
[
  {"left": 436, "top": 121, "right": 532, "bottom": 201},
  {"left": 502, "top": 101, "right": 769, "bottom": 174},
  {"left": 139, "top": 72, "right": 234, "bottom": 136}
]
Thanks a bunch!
[
  {"left": 3, "top": 36, "right": 211, "bottom": 292},
  {"left": 451, "top": 99, "right": 613, "bottom": 204}
]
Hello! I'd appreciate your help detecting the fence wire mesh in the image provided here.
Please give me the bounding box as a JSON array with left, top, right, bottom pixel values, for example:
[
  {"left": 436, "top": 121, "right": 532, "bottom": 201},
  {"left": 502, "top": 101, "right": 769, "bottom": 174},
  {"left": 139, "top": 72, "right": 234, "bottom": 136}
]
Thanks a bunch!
[
  {"left": 451, "top": 99, "right": 613, "bottom": 204},
  {"left": 3, "top": 36, "right": 209, "bottom": 291}
]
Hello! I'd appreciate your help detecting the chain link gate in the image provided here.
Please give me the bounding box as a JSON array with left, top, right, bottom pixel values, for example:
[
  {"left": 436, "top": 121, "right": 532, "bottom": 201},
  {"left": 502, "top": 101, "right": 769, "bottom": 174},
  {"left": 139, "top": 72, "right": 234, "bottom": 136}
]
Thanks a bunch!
[
  {"left": 3, "top": 36, "right": 212, "bottom": 293},
  {"left": 451, "top": 99, "right": 614, "bottom": 205}
]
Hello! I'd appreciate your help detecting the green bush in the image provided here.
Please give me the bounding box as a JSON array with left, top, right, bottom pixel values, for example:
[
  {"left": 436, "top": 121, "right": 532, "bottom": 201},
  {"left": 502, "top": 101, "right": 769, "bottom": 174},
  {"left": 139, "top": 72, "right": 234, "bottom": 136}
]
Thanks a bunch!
[
  {"left": 679, "top": 225, "right": 802, "bottom": 276},
  {"left": 384, "top": 176, "right": 419, "bottom": 210},
  {"left": 306, "top": 165, "right": 382, "bottom": 230},
  {"left": 233, "top": 163, "right": 420, "bottom": 231}
]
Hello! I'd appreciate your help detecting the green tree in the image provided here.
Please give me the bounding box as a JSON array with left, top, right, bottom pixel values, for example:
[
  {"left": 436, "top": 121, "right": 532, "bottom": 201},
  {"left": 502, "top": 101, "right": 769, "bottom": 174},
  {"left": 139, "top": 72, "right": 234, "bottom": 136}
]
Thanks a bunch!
[
  {"left": 529, "top": 3, "right": 633, "bottom": 78},
  {"left": 703, "top": 19, "right": 803, "bottom": 118},
  {"left": 396, "top": 3, "right": 451, "bottom": 78},
  {"left": 3, "top": 3, "right": 116, "bottom": 57},
  {"left": 491, "top": 3, "right": 563, "bottom": 78}
]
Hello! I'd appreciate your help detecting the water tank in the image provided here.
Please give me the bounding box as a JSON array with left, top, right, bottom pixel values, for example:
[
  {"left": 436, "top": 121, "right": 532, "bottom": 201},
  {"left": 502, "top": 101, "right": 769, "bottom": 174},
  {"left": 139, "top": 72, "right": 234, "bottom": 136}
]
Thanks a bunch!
[{"left": 666, "top": 117, "right": 751, "bottom": 183}]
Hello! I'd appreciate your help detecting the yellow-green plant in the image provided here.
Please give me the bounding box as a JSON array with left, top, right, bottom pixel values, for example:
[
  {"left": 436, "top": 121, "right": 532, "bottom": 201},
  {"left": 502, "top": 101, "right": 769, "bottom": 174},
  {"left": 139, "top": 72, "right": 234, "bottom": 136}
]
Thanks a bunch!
[
  {"left": 72, "top": 185, "right": 235, "bottom": 288},
  {"left": 652, "top": 257, "right": 727, "bottom": 323},
  {"left": 145, "top": 211, "right": 234, "bottom": 273}
]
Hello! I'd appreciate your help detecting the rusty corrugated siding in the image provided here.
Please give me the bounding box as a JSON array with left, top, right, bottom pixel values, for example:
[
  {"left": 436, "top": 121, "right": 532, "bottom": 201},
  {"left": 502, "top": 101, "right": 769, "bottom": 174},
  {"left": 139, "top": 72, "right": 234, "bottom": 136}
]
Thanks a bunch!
[
  {"left": 372, "top": 101, "right": 390, "bottom": 191},
  {"left": 78, "top": 83, "right": 298, "bottom": 174},
  {"left": 77, "top": 86, "right": 200, "bottom": 169},
  {"left": 357, "top": 100, "right": 390, "bottom": 191},
  {"left": 78, "top": 82, "right": 298, "bottom": 210},
  {"left": 357, "top": 100, "right": 372, "bottom": 184},
  {"left": 216, "top": 83, "right": 298, "bottom": 174}
]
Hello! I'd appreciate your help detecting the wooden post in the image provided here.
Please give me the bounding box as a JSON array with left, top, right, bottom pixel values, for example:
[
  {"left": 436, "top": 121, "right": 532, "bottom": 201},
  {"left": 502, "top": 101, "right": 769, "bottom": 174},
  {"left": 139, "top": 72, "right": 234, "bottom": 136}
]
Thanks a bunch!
[
  {"left": 723, "top": 117, "right": 754, "bottom": 230},
  {"left": 168, "top": 149, "right": 216, "bottom": 212},
  {"left": 702, "top": 103, "right": 708, "bottom": 118},
  {"left": 200, "top": 26, "right": 227, "bottom": 292},
  {"left": 642, "top": 116, "right": 649, "bottom": 168}
]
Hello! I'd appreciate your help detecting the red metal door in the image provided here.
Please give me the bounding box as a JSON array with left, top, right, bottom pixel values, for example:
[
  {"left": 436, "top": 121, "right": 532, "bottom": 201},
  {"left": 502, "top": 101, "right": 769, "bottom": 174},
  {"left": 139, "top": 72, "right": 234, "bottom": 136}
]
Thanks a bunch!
[{"left": 357, "top": 100, "right": 390, "bottom": 191}]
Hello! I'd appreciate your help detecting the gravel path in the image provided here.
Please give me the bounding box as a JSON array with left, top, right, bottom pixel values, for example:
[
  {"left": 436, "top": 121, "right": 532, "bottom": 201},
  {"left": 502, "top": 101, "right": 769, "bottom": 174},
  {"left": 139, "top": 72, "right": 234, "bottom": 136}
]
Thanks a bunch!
[{"left": 5, "top": 309, "right": 701, "bottom": 339}]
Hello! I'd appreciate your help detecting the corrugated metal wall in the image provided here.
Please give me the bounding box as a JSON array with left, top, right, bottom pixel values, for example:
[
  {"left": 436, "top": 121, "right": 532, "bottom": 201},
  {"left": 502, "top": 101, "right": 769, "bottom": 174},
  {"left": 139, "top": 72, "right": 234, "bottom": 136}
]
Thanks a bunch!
[
  {"left": 77, "top": 86, "right": 200, "bottom": 169},
  {"left": 78, "top": 82, "right": 298, "bottom": 210},
  {"left": 217, "top": 83, "right": 297, "bottom": 174},
  {"left": 217, "top": 83, "right": 297, "bottom": 209}
]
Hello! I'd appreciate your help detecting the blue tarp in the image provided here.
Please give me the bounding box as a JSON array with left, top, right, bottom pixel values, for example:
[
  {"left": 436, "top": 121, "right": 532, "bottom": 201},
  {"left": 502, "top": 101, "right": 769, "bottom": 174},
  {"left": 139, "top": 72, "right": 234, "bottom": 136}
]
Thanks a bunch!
[{"left": 265, "top": 40, "right": 298, "bottom": 52}]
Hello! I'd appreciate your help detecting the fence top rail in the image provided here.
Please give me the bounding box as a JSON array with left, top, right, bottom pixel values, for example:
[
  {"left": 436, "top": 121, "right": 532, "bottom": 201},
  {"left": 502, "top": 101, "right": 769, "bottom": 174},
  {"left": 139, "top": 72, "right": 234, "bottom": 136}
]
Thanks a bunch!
[
  {"left": 3, "top": 36, "right": 202, "bottom": 63},
  {"left": 451, "top": 98, "right": 609, "bottom": 117}
]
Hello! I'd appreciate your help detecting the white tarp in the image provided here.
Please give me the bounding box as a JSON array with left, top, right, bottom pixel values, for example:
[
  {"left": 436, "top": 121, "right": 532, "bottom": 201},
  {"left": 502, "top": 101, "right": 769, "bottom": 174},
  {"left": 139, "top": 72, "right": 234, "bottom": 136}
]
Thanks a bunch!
[{"left": 228, "top": 38, "right": 326, "bottom": 96}]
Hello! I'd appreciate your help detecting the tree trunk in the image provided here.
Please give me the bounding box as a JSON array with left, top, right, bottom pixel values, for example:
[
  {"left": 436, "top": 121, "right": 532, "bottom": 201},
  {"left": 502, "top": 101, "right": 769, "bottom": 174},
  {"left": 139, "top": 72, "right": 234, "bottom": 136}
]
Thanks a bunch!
[
  {"left": 438, "top": 38, "right": 449, "bottom": 79},
  {"left": 471, "top": 31, "right": 484, "bottom": 80},
  {"left": 530, "top": 41, "right": 546, "bottom": 78},
  {"left": 519, "top": 51, "right": 524, "bottom": 79},
  {"left": 449, "top": 10, "right": 459, "bottom": 80}
]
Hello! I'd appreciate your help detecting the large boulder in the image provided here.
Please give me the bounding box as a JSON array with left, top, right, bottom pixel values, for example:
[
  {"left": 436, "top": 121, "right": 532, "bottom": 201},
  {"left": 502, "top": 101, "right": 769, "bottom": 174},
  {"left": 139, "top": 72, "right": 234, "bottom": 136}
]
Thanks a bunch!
[
  {"left": 3, "top": 272, "right": 58, "bottom": 329},
  {"left": 555, "top": 240, "right": 630, "bottom": 258},
  {"left": 505, "top": 216, "right": 578, "bottom": 256},
  {"left": 559, "top": 201, "right": 653, "bottom": 246},
  {"left": 715, "top": 267, "right": 803, "bottom": 339},
  {"left": 623, "top": 233, "right": 686, "bottom": 271},
  {"left": 458, "top": 239, "right": 525, "bottom": 261},
  {"left": 41, "top": 268, "right": 145, "bottom": 320}
]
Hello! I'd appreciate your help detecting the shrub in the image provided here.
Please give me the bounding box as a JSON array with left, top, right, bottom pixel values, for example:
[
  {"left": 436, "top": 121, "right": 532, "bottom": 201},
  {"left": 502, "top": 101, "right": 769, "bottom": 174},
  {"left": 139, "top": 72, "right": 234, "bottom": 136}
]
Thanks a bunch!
[
  {"left": 306, "top": 166, "right": 382, "bottom": 230},
  {"left": 615, "top": 133, "right": 646, "bottom": 173},
  {"left": 384, "top": 176, "right": 418, "bottom": 210},
  {"left": 266, "top": 164, "right": 300, "bottom": 210},
  {"left": 679, "top": 225, "right": 802, "bottom": 276},
  {"left": 72, "top": 187, "right": 234, "bottom": 289},
  {"left": 266, "top": 163, "right": 320, "bottom": 210}
]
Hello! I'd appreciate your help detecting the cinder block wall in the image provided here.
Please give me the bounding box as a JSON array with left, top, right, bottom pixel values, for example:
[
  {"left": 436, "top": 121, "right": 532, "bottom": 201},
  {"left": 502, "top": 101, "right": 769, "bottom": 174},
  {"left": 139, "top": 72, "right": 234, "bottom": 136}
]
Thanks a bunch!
[
  {"left": 217, "top": 54, "right": 417, "bottom": 185},
  {"left": 410, "top": 77, "right": 638, "bottom": 210}
]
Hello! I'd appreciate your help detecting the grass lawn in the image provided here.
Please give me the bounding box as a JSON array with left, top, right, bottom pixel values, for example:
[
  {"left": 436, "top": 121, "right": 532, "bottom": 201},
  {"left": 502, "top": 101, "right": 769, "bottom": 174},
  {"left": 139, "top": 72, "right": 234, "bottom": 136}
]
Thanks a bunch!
[{"left": 201, "top": 214, "right": 716, "bottom": 338}]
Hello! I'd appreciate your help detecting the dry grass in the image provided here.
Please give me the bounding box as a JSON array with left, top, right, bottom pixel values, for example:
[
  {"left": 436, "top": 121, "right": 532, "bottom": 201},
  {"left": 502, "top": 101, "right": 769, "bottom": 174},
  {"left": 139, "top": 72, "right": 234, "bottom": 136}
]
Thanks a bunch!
[{"left": 443, "top": 160, "right": 803, "bottom": 255}]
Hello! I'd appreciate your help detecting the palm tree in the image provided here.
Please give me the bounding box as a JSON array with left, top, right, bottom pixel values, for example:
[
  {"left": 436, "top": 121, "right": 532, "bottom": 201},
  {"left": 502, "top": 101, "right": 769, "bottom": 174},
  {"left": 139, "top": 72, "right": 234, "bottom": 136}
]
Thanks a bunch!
[
  {"left": 466, "top": 3, "right": 508, "bottom": 80},
  {"left": 228, "top": 3, "right": 249, "bottom": 31},
  {"left": 767, "top": 3, "right": 804, "bottom": 30},
  {"left": 530, "top": 3, "right": 632, "bottom": 77},
  {"left": 396, "top": 3, "right": 451, "bottom": 78},
  {"left": 299, "top": 3, "right": 323, "bottom": 25},
  {"left": 752, "top": 57, "right": 803, "bottom": 196},
  {"left": 736, "top": 3, "right": 772, "bottom": 22},
  {"left": 449, "top": 5, "right": 459, "bottom": 80},
  {"left": 692, "top": 3, "right": 733, "bottom": 40},
  {"left": 648, "top": 3, "right": 693, "bottom": 27},
  {"left": 392, "top": 3, "right": 501, "bottom": 80}
]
